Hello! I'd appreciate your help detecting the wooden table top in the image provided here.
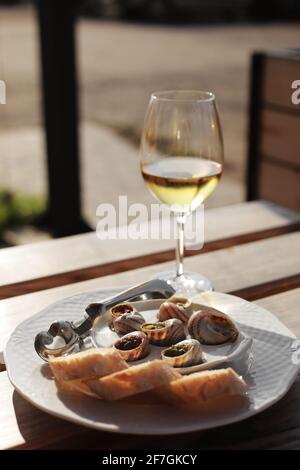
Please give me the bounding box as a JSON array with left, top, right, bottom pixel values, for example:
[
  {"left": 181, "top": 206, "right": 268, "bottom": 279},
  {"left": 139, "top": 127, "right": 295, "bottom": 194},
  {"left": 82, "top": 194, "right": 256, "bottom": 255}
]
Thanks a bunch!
[{"left": 1, "top": 200, "right": 300, "bottom": 450}]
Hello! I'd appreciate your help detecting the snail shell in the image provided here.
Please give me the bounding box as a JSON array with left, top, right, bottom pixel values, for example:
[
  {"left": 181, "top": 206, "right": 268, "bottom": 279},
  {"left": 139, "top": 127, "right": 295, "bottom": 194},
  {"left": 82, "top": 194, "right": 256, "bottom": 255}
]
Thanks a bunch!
[
  {"left": 114, "top": 311, "right": 145, "bottom": 336},
  {"left": 141, "top": 318, "right": 185, "bottom": 346},
  {"left": 114, "top": 331, "right": 150, "bottom": 362},
  {"left": 188, "top": 306, "right": 239, "bottom": 345},
  {"left": 161, "top": 339, "right": 204, "bottom": 368},
  {"left": 158, "top": 296, "right": 193, "bottom": 323},
  {"left": 110, "top": 303, "right": 135, "bottom": 321}
]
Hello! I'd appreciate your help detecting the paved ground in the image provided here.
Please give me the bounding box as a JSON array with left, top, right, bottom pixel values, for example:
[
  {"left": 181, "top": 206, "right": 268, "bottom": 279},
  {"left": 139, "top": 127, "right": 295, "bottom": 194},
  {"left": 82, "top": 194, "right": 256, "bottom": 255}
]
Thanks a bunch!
[{"left": 0, "top": 6, "right": 299, "bottom": 237}]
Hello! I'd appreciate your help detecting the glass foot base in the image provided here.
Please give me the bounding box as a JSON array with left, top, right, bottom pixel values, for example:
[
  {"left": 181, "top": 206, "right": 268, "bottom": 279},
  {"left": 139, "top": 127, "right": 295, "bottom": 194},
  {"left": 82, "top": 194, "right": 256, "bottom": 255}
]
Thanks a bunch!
[{"left": 151, "top": 270, "right": 213, "bottom": 295}]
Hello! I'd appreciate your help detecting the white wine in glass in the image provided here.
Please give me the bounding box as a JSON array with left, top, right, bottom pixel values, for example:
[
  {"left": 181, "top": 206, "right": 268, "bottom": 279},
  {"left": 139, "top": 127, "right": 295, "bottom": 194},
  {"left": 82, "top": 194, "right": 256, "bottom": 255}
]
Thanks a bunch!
[
  {"left": 140, "top": 90, "right": 224, "bottom": 293},
  {"left": 142, "top": 157, "right": 222, "bottom": 211}
]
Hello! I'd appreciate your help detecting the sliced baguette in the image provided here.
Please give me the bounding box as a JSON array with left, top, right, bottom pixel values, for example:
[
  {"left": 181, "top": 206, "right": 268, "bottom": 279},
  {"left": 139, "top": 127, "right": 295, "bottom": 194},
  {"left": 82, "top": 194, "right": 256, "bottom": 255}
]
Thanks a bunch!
[
  {"left": 157, "top": 368, "right": 247, "bottom": 410},
  {"left": 88, "top": 359, "right": 181, "bottom": 400},
  {"left": 55, "top": 378, "right": 99, "bottom": 398},
  {"left": 49, "top": 348, "right": 128, "bottom": 381}
]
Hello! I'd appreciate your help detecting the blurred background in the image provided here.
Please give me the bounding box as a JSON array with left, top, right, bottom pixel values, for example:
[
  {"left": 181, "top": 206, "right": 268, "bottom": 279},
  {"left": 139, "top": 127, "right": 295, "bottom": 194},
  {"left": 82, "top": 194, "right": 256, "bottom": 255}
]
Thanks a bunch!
[{"left": 0, "top": 0, "right": 299, "bottom": 246}]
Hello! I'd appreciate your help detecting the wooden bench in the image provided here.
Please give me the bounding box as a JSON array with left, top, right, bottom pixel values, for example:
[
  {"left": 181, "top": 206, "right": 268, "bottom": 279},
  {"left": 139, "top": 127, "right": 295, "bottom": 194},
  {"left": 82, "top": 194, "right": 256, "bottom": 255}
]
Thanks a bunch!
[
  {"left": 0, "top": 200, "right": 300, "bottom": 449},
  {"left": 247, "top": 49, "right": 300, "bottom": 212}
]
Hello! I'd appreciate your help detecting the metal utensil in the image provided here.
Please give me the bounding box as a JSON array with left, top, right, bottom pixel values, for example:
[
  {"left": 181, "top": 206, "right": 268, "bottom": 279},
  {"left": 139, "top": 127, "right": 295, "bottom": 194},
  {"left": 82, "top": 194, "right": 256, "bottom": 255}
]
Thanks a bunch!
[{"left": 34, "top": 279, "right": 175, "bottom": 361}]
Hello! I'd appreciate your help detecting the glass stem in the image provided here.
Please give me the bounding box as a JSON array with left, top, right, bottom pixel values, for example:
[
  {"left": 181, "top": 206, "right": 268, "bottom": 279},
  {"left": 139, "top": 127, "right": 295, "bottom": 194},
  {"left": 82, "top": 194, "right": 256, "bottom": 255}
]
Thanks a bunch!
[{"left": 175, "top": 213, "right": 186, "bottom": 278}]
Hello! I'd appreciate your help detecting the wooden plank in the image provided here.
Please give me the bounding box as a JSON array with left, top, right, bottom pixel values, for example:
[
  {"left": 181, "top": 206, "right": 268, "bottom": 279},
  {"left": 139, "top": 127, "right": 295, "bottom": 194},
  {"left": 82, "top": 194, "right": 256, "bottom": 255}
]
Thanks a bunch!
[
  {"left": 263, "top": 55, "right": 300, "bottom": 110},
  {"left": 2, "top": 221, "right": 299, "bottom": 300},
  {"left": 247, "top": 51, "right": 300, "bottom": 204},
  {"left": 258, "top": 160, "right": 300, "bottom": 212},
  {"left": 0, "top": 371, "right": 93, "bottom": 450},
  {"left": 1, "top": 288, "right": 299, "bottom": 450},
  {"left": 0, "top": 201, "right": 299, "bottom": 298},
  {"left": 256, "top": 288, "right": 300, "bottom": 339},
  {"left": 260, "top": 108, "right": 300, "bottom": 168},
  {"left": 0, "top": 231, "right": 299, "bottom": 362},
  {"left": 231, "top": 273, "right": 300, "bottom": 302}
]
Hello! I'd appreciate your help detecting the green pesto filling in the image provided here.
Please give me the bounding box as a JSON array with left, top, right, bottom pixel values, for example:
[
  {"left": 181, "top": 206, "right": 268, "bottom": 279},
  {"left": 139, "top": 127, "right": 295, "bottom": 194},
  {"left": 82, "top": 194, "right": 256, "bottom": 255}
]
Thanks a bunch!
[
  {"left": 143, "top": 322, "right": 166, "bottom": 330},
  {"left": 163, "top": 344, "right": 188, "bottom": 357},
  {"left": 175, "top": 302, "right": 185, "bottom": 308}
]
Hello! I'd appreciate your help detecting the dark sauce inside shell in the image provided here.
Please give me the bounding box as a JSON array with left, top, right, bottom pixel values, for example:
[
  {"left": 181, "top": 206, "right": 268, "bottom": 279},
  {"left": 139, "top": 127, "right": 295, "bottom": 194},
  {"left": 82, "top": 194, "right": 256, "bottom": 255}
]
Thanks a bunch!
[
  {"left": 112, "top": 304, "right": 133, "bottom": 316},
  {"left": 115, "top": 335, "right": 142, "bottom": 351}
]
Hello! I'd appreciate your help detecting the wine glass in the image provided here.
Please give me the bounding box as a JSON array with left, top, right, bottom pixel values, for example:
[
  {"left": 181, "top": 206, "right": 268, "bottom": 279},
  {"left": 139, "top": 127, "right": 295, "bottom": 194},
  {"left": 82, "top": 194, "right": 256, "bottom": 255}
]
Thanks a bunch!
[{"left": 140, "top": 90, "right": 224, "bottom": 293}]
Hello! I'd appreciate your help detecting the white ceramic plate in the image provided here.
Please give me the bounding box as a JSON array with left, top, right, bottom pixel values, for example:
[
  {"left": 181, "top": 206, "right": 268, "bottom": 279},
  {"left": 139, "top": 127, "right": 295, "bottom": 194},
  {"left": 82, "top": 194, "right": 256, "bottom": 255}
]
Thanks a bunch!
[{"left": 4, "top": 289, "right": 300, "bottom": 435}]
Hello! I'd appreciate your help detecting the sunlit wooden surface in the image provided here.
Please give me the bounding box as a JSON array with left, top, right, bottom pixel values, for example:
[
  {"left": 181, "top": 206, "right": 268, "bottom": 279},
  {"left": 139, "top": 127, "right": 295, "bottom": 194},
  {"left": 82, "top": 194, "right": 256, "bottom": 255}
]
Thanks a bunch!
[{"left": 0, "top": 201, "right": 299, "bottom": 450}]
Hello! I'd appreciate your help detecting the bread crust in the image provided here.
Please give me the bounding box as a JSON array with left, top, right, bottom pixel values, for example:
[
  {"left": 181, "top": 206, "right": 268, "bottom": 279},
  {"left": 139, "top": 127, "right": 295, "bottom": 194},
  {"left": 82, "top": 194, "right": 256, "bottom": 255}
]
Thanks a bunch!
[
  {"left": 156, "top": 367, "right": 247, "bottom": 410},
  {"left": 49, "top": 348, "right": 128, "bottom": 381},
  {"left": 88, "top": 359, "right": 181, "bottom": 400},
  {"left": 55, "top": 378, "right": 99, "bottom": 398}
]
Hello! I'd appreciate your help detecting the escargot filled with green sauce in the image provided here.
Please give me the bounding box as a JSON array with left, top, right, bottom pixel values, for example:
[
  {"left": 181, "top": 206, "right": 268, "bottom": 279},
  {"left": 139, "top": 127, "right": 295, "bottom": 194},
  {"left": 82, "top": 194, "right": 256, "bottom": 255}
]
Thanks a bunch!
[
  {"left": 161, "top": 339, "right": 204, "bottom": 368},
  {"left": 141, "top": 319, "right": 185, "bottom": 346}
]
